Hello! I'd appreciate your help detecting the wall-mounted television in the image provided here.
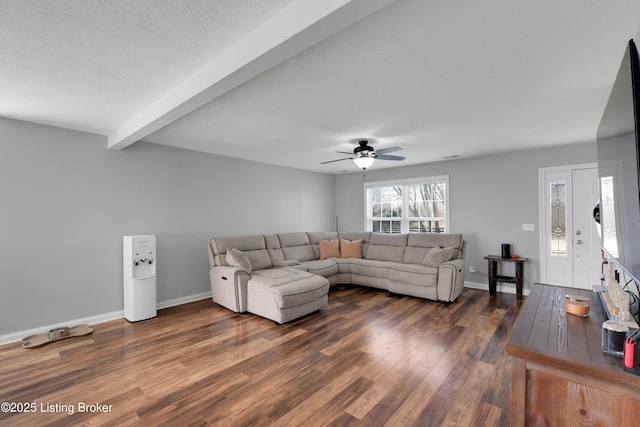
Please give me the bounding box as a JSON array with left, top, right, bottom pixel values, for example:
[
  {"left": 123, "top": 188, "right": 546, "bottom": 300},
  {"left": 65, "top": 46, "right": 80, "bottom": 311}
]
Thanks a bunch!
[{"left": 596, "top": 39, "right": 640, "bottom": 321}]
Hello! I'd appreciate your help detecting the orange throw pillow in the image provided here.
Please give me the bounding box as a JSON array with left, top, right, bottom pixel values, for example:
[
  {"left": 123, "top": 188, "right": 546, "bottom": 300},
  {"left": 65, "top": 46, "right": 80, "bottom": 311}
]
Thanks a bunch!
[
  {"left": 319, "top": 239, "right": 341, "bottom": 259},
  {"left": 340, "top": 239, "right": 362, "bottom": 259}
]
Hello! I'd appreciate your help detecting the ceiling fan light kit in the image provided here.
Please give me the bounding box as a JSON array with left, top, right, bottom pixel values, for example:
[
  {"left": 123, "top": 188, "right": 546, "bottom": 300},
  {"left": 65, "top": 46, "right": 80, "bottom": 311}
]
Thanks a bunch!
[
  {"left": 322, "top": 140, "right": 405, "bottom": 170},
  {"left": 353, "top": 155, "right": 375, "bottom": 169}
]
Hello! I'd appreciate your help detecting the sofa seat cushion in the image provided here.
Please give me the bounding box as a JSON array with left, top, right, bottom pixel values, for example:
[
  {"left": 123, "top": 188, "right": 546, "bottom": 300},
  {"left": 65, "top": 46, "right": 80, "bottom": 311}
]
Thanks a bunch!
[
  {"left": 302, "top": 259, "right": 339, "bottom": 278},
  {"left": 350, "top": 258, "right": 389, "bottom": 289},
  {"left": 388, "top": 263, "right": 438, "bottom": 287},
  {"left": 273, "top": 260, "right": 308, "bottom": 272},
  {"left": 351, "top": 258, "right": 389, "bottom": 279},
  {"left": 251, "top": 268, "right": 305, "bottom": 282},
  {"left": 273, "top": 260, "right": 302, "bottom": 267},
  {"left": 249, "top": 268, "right": 329, "bottom": 309},
  {"left": 333, "top": 257, "right": 353, "bottom": 274}
]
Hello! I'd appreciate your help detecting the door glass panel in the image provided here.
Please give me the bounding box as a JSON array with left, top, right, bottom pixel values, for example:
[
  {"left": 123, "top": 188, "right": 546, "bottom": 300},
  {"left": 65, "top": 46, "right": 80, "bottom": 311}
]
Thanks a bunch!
[
  {"left": 550, "top": 180, "right": 567, "bottom": 257},
  {"left": 600, "top": 175, "right": 619, "bottom": 257}
]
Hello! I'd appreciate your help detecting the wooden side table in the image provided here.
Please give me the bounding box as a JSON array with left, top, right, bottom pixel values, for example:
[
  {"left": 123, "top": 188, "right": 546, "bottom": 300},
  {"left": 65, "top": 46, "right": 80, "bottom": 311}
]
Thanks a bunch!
[{"left": 484, "top": 255, "right": 527, "bottom": 297}]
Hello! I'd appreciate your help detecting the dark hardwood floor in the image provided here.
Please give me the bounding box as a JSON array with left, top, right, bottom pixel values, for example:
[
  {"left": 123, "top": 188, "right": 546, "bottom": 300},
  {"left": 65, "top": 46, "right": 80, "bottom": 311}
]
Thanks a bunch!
[{"left": 0, "top": 287, "right": 524, "bottom": 426}]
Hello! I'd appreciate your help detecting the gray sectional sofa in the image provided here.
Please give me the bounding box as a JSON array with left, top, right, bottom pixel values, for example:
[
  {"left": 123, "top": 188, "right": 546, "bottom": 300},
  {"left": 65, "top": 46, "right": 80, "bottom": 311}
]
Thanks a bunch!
[{"left": 207, "top": 231, "right": 465, "bottom": 323}]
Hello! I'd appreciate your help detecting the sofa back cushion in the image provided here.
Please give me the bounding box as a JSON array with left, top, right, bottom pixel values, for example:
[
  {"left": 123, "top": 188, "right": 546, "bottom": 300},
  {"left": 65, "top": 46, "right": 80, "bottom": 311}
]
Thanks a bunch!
[
  {"left": 264, "top": 234, "right": 284, "bottom": 263},
  {"left": 278, "top": 232, "right": 316, "bottom": 262},
  {"left": 210, "top": 235, "right": 273, "bottom": 270},
  {"left": 366, "top": 233, "right": 408, "bottom": 263},
  {"left": 403, "top": 233, "right": 464, "bottom": 264},
  {"left": 243, "top": 250, "right": 273, "bottom": 271}
]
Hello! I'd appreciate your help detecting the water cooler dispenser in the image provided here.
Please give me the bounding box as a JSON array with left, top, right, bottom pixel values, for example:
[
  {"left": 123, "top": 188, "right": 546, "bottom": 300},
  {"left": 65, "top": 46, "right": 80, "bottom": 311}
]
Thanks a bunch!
[{"left": 123, "top": 235, "right": 157, "bottom": 322}]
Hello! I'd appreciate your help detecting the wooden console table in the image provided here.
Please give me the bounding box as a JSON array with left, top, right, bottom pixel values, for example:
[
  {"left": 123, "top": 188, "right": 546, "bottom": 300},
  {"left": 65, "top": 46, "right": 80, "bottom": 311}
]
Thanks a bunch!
[
  {"left": 506, "top": 283, "right": 640, "bottom": 426},
  {"left": 484, "top": 255, "right": 527, "bottom": 297}
]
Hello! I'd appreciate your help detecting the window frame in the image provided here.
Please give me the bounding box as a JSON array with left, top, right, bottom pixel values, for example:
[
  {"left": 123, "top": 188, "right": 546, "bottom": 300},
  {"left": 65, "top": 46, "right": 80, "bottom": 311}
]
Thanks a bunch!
[{"left": 364, "top": 175, "right": 450, "bottom": 234}]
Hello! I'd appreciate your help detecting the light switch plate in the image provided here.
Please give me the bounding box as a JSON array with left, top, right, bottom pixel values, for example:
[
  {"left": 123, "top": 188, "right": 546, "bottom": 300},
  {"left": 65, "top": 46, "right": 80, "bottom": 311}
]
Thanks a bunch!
[{"left": 522, "top": 223, "right": 535, "bottom": 231}]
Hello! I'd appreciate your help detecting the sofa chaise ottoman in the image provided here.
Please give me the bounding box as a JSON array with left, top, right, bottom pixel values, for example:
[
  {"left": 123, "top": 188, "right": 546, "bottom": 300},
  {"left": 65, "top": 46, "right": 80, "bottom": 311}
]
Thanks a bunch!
[{"left": 208, "top": 234, "right": 329, "bottom": 324}]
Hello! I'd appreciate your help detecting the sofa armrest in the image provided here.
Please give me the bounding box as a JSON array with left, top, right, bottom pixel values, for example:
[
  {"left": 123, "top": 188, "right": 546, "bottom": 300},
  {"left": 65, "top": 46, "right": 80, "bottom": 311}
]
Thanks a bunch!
[
  {"left": 210, "top": 266, "right": 251, "bottom": 312},
  {"left": 437, "top": 259, "right": 465, "bottom": 302}
]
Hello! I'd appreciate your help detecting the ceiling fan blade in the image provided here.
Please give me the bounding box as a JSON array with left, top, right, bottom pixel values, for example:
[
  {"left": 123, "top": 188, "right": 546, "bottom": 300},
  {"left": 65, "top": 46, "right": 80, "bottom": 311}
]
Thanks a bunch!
[
  {"left": 336, "top": 151, "right": 354, "bottom": 155},
  {"left": 376, "top": 154, "right": 406, "bottom": 161},
  {"left": 375, "top": 146, "right": 402, "bottom": 155},
  {"left": 321, "top": 157, "right": 352, "bottom": 164}
]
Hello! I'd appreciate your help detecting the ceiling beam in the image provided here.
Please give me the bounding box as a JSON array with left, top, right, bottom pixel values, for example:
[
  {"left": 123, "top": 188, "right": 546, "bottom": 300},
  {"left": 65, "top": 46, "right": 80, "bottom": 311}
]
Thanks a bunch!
[{"left": 107, "top": 0, "right": 396, "bottom": 150}]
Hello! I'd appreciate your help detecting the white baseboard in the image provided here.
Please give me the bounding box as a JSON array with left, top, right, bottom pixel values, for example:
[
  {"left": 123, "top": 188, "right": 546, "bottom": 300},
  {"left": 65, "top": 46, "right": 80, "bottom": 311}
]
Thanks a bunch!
[
  {"left": 464, "top": 281, "right": 531, "bottom": 296},
  {"left": 1, "top": 284, "right": 523, "bottom": 346},
  {"left": 0, "top": 310, "right": 124, "bottom": 347},
  {"left": 0, "top": 291, "right": 212, "bottom": 346},
  {"left": 156, "top": 291, "right": 212, "bottom": 310}
]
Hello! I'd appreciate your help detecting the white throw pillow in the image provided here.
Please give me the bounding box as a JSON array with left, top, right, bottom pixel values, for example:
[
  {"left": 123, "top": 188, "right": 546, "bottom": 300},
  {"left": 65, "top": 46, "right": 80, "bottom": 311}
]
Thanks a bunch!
[
  {"left": 226, "top": 248, "right": 252, "bottom": 272},
  {"left": 423, "top": 245, "right": 458, "bottom": 267}
]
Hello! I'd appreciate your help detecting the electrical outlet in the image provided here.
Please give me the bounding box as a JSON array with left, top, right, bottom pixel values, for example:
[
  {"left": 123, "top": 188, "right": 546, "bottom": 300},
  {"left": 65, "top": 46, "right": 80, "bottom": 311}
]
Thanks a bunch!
[
  {"left": 469, "top": 266, "right": 476, "bottom": 273},
  {"left": 522, "top": 223, "right": 535, "bottom": 231}
]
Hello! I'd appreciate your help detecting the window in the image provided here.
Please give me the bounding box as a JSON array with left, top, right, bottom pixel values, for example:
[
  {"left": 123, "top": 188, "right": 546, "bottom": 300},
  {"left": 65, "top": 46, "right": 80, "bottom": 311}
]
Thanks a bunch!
[{"left": 365, "top": 176, "right": 449, "bottom": 234}]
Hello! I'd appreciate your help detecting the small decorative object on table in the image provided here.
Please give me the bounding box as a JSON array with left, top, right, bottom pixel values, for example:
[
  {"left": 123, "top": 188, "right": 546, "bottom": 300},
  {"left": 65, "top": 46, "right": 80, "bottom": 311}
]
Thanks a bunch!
[
  {"left": 501, "top": 243, "right": 511, "bottom": 259},
  {"left": 565, "top": 294, "right": 590, "bottom": 317},
  {"left": 602, "top": 307, "right": 628, "bottom": 357},
  {"left": 625, "top": 328, "right": 640, "bottom": 375}
]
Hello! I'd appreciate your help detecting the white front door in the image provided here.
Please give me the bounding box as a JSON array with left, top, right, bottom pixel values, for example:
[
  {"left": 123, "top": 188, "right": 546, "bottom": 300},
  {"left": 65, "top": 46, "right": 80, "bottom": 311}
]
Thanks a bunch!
[
  {"left": 540, "top": 165, "right": 601, "bottom": 289},
  {"left": 572, "top": 168, "right": 602, "bottom": 289}
]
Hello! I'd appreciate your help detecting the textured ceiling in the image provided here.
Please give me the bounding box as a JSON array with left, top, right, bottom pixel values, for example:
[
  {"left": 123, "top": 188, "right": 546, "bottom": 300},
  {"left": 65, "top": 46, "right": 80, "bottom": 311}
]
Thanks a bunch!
[
  {"left": 2, "top": 0, "right": 640, "bottom": 173},
  {"left": 0, "top": 0, "right": 296, "bottom": 133}
]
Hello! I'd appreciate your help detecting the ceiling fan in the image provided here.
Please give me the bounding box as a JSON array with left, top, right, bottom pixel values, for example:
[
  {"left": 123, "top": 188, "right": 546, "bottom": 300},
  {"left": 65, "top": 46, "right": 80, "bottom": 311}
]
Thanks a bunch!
[{"left": 322, "top": 140, "right": 406, "bottom": 169}]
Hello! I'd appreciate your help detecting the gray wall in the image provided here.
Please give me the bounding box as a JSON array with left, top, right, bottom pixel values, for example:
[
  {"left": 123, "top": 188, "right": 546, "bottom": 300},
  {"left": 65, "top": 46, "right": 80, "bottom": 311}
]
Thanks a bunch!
[
  {"left": 0, "top": 118, "right": 335, "bottom": 335},
  {"left": 0, "top": 116, "right": 598, "bottom": 336},
  {"left": 335, "top": 143, "right": 597, "bottom": 291}
]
